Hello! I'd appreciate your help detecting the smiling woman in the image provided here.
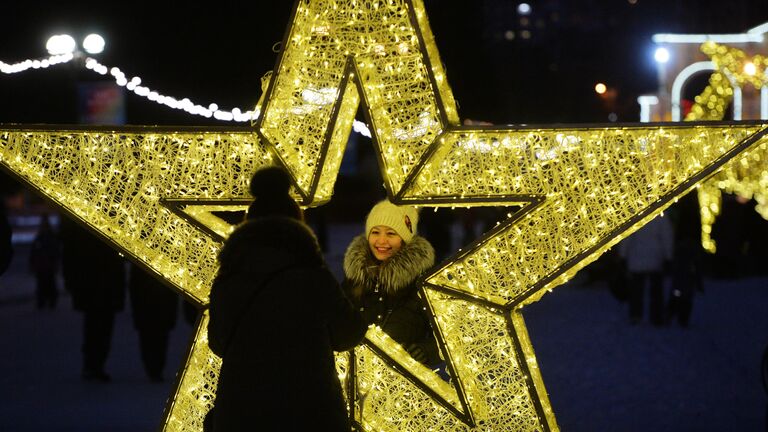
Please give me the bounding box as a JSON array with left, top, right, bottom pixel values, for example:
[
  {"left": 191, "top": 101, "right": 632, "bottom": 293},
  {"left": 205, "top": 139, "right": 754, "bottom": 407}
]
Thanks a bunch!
[{"left": 342, "top": 200, "right": 442, "bottom": 367}]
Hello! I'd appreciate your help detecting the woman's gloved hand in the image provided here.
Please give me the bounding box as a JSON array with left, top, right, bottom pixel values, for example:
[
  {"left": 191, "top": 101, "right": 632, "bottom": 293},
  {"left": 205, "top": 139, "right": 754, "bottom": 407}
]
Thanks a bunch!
[{"left": 406, "top": 343, "right": 427, "bottom": 363}]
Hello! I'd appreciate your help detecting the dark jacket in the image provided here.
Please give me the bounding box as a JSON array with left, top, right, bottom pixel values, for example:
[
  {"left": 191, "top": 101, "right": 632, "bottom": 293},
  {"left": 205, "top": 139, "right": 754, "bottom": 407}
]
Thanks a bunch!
[
  {"left": 60, "top": 218, "right": 125, "bottom": 313},
  {"left": 207, "top": 217, "right": 366, "bottom": 432},
  {"left": 342, "top": 234, "right": 440, "bottom": 366},
  {"left": 0, "top": 202, "right": 12, "bottom": 276},
  {"left": 29, "top": 226, "right": 60, "bottom": 275},
  {"left": 128, "top": 265, "right": 178, "bottom": 332}
]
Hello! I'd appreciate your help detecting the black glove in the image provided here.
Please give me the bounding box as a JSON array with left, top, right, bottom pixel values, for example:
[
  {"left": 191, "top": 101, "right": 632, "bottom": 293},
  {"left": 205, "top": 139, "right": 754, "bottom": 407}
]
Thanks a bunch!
[{"left": 406, "top": 343, "right": 427, "bottom": 363}]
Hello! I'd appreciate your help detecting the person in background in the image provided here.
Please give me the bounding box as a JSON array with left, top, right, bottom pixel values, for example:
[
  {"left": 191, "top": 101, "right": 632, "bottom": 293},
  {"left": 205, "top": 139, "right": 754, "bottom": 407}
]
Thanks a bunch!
[
  {"left": 343, "top": 200, "right": 441, "bottom": 367},
  {"left": 619, "top": 215, "right": 674, "bottom": 326},
  {"left": 29, "top": 214, "right": 60, "bottom": 309},
  {"left": 207, "top": 166, "right": 366, "bottom": 432},
  {"left": 666, "top": 192, "right": 704, "bottom": 327},
  {"left": 128, "top": 264, "right": 179, "bottom": 382},
  {"left": 709, "top": 193, "right": 749, "bottom": 278},
  {"left": 60, "top": 217, "right": 126, "bottom": 382},
  {"left": 0, "top": 198, "right": 13, "bottom": 278}
]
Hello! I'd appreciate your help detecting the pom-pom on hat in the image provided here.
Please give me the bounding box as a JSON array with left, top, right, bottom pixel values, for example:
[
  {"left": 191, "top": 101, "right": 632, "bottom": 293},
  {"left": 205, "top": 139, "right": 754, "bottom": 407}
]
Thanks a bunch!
[
  {"left": 365, "top": 200, "right": 418, "bottom": 242},
  {"left": 246, "top": 166, "right": 303, "bottom": 221}
]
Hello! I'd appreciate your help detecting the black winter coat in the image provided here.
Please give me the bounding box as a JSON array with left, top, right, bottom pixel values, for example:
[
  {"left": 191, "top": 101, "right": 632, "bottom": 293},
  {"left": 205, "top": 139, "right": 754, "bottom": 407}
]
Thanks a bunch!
[
  {"left": 128, "top": 265, "right": 178, "bottom": 332},
  {"left": 207, "top": 217, "right": 366, "bottom": 432},
  {"left": 60, "top": 218, "right": 126, "bottom": 313},
  {"left": 0, "top": 203, "right": 12, "bottom": 276},
  {"left": 342, "top": 234, "right": 440, "bottom": 366}
]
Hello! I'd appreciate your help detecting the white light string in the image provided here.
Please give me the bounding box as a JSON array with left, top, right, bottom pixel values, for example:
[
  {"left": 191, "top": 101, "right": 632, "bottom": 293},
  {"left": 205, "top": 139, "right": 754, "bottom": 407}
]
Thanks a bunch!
[
  {"left": 0, "top": 53, "right": 75, "bottom": 74},
  {"left": 1, "top": 54, "right": 372, "bottom": 137}
]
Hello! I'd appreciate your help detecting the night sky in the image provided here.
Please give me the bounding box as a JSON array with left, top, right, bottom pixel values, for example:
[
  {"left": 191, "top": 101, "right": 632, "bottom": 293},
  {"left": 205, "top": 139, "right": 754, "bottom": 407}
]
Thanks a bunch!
[{"left": 1, "top": 0, "right": 767, "bottom": 126}]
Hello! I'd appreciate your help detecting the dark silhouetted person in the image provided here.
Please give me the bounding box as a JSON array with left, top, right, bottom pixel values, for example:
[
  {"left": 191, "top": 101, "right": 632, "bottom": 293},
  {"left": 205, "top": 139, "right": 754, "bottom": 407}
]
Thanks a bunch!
[
  {"left": 619, "top": 215, "right": 673, "bottom": 326},
  {"left": 667, "top": 193, "right": 704, "bottom": 327},
  {"left": 207, "top": 166, "right": 366, "bottom": 431},
  {"left": 741, "top": 198, "right": 768, "bottom": 277},
  {"left": 129, "top": 264, "right": 179, "bottom": 382},
  {"left": 710, "top": 193, "right": 749, "bottom": 278},
  {"left": 29, "top": 214, "right": 60, "bottom": 309},
  {"left": 60, "top": 218, "right": 126, "bottom": 382},
  {"left": 0, "top": 199, "right": 12, "bottom": 277},
  {"left": 343, "top": 200, "right": 441, "bottom": 368}
]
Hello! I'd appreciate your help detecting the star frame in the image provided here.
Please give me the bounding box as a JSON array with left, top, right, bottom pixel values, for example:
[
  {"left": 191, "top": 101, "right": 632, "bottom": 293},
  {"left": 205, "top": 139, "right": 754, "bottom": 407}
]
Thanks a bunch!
[{"left": 2, "top": 1, "right": 768, "bottom": 431}]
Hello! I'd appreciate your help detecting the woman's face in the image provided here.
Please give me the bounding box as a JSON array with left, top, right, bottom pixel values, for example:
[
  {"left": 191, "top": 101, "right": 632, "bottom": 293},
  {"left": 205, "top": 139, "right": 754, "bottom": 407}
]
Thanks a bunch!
[{"left": 368, "top": 225, "right": 403, "bottom": 261}]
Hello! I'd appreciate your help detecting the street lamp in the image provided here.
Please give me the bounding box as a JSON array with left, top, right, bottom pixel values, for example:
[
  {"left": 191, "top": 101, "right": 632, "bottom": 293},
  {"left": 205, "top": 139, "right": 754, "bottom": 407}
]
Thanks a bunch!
[
  {"left": 45, "top": 33, "right": 106, "bottom": 56},
  {"left": 654, "top": 47, "right": 670, "bottom": 64},
  {"left": 595, "top": 82, "right": 607, "bottom": 94},
  {"left": 45, "top": 34, "right": 77, "bottom": 55},
  {"left": 82, "top": 34, "right": 105, "bottom": 55}
]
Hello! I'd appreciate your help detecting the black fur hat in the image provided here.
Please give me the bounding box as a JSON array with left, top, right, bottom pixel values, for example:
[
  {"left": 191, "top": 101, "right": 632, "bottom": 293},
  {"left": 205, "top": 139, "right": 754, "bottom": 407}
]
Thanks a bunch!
[{"left": 246, "top": 166, "right": 303, "bottom": 221}]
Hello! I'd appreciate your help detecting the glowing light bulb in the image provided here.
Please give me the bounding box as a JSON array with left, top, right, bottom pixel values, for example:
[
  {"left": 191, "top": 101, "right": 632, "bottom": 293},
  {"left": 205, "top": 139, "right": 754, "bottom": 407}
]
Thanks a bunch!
[
  {"left": 595, "top": 83, "right": 607, "bottom": 94},
  {"left": 743, "top": 62, "right": 757, "bottom": 76},
  {"left": 654, "top": 47, "right": 670, "bottom": 63},
  {"left": 82, "top": 34, "right": 105, "bottom": 54},
  {"left": 46, "top": 34, "right": 76, "bottom": 55}
]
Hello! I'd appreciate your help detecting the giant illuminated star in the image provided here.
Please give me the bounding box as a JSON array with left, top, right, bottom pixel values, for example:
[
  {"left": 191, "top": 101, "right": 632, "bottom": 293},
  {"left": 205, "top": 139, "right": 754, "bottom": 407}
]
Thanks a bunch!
[{"left": 2, "top": 1, "right": 768, "bottom": 431}]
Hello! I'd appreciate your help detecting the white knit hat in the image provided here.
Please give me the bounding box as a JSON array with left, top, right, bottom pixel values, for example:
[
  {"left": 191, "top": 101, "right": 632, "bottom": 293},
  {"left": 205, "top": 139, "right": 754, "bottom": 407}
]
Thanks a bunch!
[{"left": 365, "top": 200, "right": 418, "bottom": 242}]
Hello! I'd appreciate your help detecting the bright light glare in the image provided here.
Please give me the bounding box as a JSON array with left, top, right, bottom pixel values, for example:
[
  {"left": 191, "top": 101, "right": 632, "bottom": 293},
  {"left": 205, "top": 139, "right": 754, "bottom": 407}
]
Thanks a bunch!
[
  {"left": 743, "top": 62, "right": 757, "bottom": 76},
  {"left": 83, "top": 34, "right": 106, "bottom": 54},
  {"left": 654, "top": 47, "right": 670, "bottom": 63},
  {"left": 46, "top": 34, "right": 76, "bottom": 55},
  {"left": 517, "top": 3, "right": 531, "bottom": 15},
  {"left": 595, "top": 83, "right": 607, "bottom": 94}
]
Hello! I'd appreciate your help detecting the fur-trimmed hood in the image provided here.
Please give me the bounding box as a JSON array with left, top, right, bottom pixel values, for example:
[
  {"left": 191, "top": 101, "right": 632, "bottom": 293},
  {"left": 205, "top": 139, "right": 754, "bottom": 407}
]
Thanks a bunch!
[{"left": 343, "top": 234, "right": 434, "bottom": 296}]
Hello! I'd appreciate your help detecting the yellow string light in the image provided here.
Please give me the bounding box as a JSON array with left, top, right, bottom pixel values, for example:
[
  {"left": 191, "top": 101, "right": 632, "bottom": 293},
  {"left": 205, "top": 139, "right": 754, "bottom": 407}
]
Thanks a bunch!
[
  {"left": 2, "top": 2, "right": 768, "bottom": 431},
  {"left": 686, "top": 42, "right": 768, "bottom": 252}
]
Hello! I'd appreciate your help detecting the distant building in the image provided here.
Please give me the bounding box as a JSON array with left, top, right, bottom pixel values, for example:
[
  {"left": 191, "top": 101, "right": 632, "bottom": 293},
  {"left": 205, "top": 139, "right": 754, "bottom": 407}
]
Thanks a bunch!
[{"left": 640, "top": 22, "right": 768, "bottom": 122}]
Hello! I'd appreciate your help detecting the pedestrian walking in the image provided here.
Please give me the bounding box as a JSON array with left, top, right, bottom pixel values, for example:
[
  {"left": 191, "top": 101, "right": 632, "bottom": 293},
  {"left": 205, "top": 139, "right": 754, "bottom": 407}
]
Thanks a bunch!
[
  {"left": 60, "top": 217, "right": 126, "bottom": 382},
  {"left": 0, "top": 198, "right": 13, "bottom": 277},
  {"left": 619, "top": 215, "right": 674, "bottom": 326},
  {"left": 128, "top": 264, "right": 179, "bottom": 382},
  {"left": 29, "top": 214, "right": 60, "bottom": 309},
  {"left": 667, "top": 193, "right": 704, "bottom": 327}
]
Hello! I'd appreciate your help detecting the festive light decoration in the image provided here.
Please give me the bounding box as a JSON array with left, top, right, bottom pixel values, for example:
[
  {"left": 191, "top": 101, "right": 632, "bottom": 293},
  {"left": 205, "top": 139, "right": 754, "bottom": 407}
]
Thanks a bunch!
[
  {"left": 1, "top": 52, "right": 371, "bottom": 136},
  {"left": 685, "top": 42, "right": 768, "bottom": 252},
  {"left": 0, "top": 53, "right": 74, "bottom": 74},
  {"left": 2, "top": 1, "right": 768, "bottom": 431}
]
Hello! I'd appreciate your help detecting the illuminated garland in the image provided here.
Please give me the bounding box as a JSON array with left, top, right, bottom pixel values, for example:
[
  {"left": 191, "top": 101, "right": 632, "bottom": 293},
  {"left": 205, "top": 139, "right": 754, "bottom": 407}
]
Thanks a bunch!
[
  {"left": 685, "top": 42, "right": 768, "bottom": 252},
  {"left": 0, "top": 53, "right": 74, "bottom": 74},
  {"left": 1, "top": 2, "right": 768, "bottom": 431},
  {"left": 0, "top": 53, "right": 372, "bottom": 136}
]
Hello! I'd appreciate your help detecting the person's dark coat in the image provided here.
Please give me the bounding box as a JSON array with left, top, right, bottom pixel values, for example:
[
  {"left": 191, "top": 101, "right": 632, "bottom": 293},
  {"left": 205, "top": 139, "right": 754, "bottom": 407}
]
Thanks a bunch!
[
  {"left": 29, "top": 224, "right": 59, "bottom": 275},
  {"left": 342, "top": 234, "right": 440, "bottom": 365},
  {"left": 207, "top": 216, "right": 366, "bottom": 432},
  {"left": 0, "top": 202, "right": 12, "bottom": 276},
  {"left": 60, "top": 218, "right": 125, "bottom": 312},
  {"left": 129, "top": 266, "right": 178, "bottom": 332},
  {"left": 129, "top": 265, "right": 179, "bottom": 381}
]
